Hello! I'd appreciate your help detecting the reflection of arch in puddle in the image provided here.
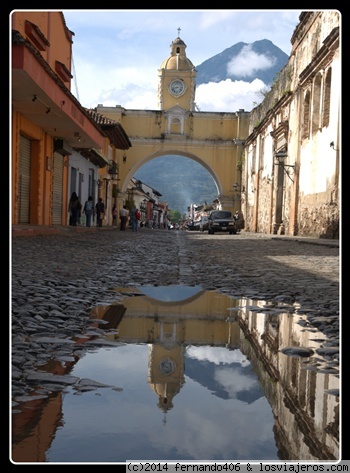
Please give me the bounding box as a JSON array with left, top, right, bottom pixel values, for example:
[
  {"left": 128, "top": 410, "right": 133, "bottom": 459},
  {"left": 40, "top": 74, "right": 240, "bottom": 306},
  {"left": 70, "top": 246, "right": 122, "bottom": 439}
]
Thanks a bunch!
[
  {"left": 148, "top": 343, "right": 186, "bottom": 414},
  {"left": 115, "top": 286, "right": 238, "bottom": 319},
  {"left": 91, "top": 287, "right": 241, "bottom": 415},
  {"left": 93, "top": 303, "right": 126, "bottom": 330},
  {"left": 90, "top": 288, "right": 240, "bottom": 348},
  {"left": 114, "top": 285, "right": 206, "bottom": 306}
]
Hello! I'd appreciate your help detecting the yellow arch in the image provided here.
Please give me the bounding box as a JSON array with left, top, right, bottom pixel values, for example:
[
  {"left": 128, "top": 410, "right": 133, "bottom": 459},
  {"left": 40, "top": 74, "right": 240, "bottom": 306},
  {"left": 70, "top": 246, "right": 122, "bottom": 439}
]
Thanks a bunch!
[
  {"left": 96, "top": 106, "right": 250, "bottom": 214},
  {"left": 122, "top": 149, "right": 222, "bottom": 196}
]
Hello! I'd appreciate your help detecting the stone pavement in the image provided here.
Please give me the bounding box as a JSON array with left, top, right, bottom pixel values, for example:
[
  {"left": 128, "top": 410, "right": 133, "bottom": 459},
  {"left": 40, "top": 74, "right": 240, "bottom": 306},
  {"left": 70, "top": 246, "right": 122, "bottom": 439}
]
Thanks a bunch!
[
  {"left": 11, "top": 225, "right": 340, "bottom": 407},
  {"left": 11, "top": 223, "right": 340, "bottom": 248}
]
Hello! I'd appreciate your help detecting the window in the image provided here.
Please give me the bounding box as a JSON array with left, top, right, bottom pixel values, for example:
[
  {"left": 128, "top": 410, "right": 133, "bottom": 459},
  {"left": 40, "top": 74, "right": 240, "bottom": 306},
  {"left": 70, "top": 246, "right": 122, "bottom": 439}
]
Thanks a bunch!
[
  {"left": 312, "top": 73, "right": 322, "bottom": 134},
  {"left": 302, "top": 90, "right": 311, "bottom": 139},
  {"left": 322, "top": 68, "right": 332, "bottom": 128}
]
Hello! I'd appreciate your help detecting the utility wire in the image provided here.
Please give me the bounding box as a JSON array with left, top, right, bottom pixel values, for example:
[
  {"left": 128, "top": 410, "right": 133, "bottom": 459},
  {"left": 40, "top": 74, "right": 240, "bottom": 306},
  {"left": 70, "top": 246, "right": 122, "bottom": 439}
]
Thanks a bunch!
[{"left": 71, "top": 51, "right": 80, "bottom": 102}]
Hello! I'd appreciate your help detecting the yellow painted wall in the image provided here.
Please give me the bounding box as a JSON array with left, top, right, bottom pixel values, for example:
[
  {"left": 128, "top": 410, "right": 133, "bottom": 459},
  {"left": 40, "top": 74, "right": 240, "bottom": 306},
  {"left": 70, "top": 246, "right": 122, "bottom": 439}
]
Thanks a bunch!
[
  {"left": 97, "top": 106, "right": 250, "bottom": 213},
  {"left": 11, "top": 11, "right": 73, "bottom": 225},
  {"left": 91, "top": 289, "right": 241, "bottom": 346}
]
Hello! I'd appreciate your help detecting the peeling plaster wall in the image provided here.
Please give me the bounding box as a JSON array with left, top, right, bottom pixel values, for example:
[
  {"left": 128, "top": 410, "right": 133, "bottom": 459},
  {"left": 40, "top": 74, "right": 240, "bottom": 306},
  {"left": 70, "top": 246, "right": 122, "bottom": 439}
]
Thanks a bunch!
[{"left": 242, "top": 11, "right": 340, "bottom": 239}]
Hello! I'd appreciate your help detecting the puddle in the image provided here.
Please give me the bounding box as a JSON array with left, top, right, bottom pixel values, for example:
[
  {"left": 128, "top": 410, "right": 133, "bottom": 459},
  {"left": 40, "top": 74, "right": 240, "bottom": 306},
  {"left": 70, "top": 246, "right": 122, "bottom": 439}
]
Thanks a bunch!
[{"left": 11, "top": 286, "right": 339, "bottom": 463}]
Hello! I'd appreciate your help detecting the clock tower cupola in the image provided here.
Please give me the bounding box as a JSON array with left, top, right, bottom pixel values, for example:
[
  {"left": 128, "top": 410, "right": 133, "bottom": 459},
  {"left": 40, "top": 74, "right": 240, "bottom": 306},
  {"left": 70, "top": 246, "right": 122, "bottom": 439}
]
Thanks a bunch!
[{"left": 158, "top": 29, "right": 197, "bottom": 112}]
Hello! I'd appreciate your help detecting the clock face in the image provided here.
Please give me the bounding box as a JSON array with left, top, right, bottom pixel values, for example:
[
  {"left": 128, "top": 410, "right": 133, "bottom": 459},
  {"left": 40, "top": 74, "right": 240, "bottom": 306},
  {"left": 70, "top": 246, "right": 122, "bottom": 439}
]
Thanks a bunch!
[
  {"left": 169, "top": 79, "right": 185, "bottom": 96},
  {"left": 159, "top": 358, "right": 176, "bottom": 376}
]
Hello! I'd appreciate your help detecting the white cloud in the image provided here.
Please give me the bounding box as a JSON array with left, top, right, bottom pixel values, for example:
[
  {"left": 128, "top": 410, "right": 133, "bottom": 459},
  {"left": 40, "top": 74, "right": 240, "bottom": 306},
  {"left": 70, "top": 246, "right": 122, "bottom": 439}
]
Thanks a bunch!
[
  {"left": 197, "top": 10, "right": 239, "bottom": 29},
  {"left": 195, "top": 79, "right": 267, "bottom": 112},
  {"left": 64, "top": 10, "right": 302, "bottom": 112},
  {"left": 214, "top": 366, "right": 258, "bottom": 397},
  {"left": 187, "top": 345, "right": 249, "bottom": 365},
  {"left": 227, "top": 44, "right": 276, "bottom": 78},
  {"left": 74, "top": 70, "right": 267, "bottom": 112}
]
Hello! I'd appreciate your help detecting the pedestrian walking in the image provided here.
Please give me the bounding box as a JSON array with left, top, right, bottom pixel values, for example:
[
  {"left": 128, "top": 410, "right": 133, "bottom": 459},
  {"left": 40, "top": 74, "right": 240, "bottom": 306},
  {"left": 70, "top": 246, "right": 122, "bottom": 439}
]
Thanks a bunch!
[
  {"left": 119, "top": 205, "right": 129, "bottom": 231},
  {"left": 130, "top": 206, "right": 136, "bottom": 232},
  {"left": 112, "top": 204, "right": 118, "bottom": 227},
  {"left": 83, "top": 196, "right": 94, "bottom": 227},
  {"left": 95, "top": 197, "right": 105, "bottom": 228},
  {"left": 131, "top": 206, "right": 141, "bottom": 232},
  {"left": 234, "top": 210, "right": 245, "bottom": 232},
  {"left": 68, "top": 191, "right": 82, "bottom": 226}
]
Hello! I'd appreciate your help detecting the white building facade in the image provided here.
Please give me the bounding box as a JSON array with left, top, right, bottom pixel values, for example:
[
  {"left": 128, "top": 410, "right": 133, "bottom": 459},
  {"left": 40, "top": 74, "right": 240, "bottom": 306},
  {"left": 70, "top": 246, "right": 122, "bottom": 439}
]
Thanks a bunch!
[{"left": 243, "top": 11, "right": 340, "bottom": 238}]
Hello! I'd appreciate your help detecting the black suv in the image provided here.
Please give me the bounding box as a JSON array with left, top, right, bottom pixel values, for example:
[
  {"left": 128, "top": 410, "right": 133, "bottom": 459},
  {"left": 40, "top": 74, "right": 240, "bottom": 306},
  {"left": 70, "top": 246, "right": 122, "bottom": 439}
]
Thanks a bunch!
[{"left": 207, "top": 210, "right": 237, "bottom": 234}]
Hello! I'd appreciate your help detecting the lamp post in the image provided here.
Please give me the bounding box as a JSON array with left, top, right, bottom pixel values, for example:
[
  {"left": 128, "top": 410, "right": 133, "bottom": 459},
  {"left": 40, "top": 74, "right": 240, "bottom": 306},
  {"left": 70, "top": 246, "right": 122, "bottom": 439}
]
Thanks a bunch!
[
  {"left": 232, "top": 182, "right": 245, "bottom": 212},
  {"left": 274, "top": 150, "right": 295, "bottom": 182},
  {"left": 273, "top": 149, "right": 295, "bottom": 234}
]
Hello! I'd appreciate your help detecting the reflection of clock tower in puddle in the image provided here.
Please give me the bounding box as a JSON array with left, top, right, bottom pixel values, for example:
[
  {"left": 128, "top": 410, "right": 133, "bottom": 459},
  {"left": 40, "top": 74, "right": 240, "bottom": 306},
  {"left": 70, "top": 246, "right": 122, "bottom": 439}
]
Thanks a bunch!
[
  {"left": 148, "top": 321, "right": 185, "bottom": 415},
  {"left": 158, "top": 28, "right": 197, "bottom": 134}
]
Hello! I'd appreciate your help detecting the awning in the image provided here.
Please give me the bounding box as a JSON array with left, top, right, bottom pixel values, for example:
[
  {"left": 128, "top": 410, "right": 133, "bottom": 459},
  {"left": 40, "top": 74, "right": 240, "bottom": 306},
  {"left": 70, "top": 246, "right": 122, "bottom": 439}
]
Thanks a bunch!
[
  {"left": 74, "top": 148, "right": 109, "bottom": 168},
  {"left": 85, "top": 109, "right": 132, "bottom": 150}
]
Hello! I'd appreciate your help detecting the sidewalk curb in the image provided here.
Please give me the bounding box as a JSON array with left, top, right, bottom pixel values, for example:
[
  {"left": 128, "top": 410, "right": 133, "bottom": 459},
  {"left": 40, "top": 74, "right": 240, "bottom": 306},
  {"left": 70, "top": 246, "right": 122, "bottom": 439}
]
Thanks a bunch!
[
  {"left": 11, "top": 225, "right": 340, "bottom": 248},
  {"left": 11, "top": 225, "right": 116, "bottom": 237},
  {"left": 271, "top": 236, "right": 339, "bottom": 248}
]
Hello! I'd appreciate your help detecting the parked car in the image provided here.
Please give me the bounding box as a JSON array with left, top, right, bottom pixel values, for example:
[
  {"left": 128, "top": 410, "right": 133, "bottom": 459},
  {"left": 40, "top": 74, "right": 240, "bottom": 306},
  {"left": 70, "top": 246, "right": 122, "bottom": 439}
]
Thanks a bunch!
[
  {"left": 207, "top": 210, "right": 237, "bottom": 234},
  {"left": 199, "top": 215, "right": 209, "bottom": 232}
]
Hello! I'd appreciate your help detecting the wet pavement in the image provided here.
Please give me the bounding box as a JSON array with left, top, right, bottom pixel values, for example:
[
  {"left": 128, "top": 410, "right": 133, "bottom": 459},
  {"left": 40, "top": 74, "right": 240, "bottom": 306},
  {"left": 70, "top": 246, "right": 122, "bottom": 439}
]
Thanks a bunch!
[{"left": 11, "top": 225, "right": 340, "bottom": 409}]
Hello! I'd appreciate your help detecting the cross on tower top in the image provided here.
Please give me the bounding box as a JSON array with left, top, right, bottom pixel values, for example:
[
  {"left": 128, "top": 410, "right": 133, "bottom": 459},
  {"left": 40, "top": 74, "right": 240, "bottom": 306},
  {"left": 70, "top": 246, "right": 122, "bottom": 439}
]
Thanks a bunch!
[{"left": 177, "top": 27, "right": 181, "bottom": 37}]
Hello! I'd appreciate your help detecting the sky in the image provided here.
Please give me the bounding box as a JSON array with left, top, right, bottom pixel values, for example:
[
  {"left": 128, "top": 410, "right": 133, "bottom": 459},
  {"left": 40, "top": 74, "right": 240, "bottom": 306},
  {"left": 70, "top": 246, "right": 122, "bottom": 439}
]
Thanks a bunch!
[{"left": 62, "top": 9, "right": 303, "bottom": 113}]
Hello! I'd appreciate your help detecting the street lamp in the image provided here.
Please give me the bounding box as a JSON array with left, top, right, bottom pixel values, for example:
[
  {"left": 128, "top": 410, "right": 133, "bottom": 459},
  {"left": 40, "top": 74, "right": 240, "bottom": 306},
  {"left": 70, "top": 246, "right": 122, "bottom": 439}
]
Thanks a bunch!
[
  {"left": 232, "top": 182, "right": 245, "bottom": 194},
  {"left": 274, "top": 150, "right": 295, "bottom": 182}
]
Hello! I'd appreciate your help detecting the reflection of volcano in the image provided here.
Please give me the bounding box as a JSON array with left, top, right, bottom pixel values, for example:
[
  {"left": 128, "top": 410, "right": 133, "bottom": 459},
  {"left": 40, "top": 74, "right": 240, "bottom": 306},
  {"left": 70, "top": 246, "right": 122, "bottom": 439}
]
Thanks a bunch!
[{"left": 185, "top": 355, "right": 264, "bottom": 404}]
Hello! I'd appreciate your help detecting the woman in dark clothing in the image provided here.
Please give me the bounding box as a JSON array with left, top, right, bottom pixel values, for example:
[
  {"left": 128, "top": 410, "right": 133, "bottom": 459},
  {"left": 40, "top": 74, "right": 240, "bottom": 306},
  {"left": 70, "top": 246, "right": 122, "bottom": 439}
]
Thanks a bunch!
[
  {"left": 68, "top": 191, "right": 81, "bottom": 226},
  {"left": 95, "top": 197, "right": 105, "bottom": 228},
  {"left": 83, "top": 195, "right": 94, "bottom": 227}
]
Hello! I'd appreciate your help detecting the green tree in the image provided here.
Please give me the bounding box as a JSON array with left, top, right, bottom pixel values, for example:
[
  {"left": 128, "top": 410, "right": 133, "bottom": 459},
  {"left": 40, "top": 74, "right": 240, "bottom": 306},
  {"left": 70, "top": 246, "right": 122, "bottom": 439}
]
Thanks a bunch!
[{"left": 168, "top": 209, "right": 182, "bottom": 223}]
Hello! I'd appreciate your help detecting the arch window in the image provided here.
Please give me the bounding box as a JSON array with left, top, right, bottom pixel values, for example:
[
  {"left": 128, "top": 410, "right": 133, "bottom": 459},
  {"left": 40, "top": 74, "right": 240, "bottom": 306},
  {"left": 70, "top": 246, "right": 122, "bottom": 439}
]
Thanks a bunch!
[{"left": 166, "top": 106, "right": 186, "bottom": 134}]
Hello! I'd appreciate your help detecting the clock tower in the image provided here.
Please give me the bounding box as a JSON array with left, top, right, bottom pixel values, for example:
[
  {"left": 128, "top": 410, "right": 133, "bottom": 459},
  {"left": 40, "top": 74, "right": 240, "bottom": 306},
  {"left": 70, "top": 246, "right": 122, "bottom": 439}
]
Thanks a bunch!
[{"left": 158, "top": 29, "right": 197, "bottom": 113}]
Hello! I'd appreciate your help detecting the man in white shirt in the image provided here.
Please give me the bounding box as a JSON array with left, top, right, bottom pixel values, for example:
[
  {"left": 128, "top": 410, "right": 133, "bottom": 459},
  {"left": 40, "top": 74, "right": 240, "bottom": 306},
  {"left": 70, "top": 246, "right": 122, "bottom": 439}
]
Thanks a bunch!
[{"left": 119, "top": 205, "right": 129, "bottom": 231}]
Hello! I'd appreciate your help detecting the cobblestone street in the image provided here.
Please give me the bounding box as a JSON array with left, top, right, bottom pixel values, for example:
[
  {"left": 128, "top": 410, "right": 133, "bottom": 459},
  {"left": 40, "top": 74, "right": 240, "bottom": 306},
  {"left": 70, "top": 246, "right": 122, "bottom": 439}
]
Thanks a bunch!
[
  {"left": 11, "top": 227, "right": 340, "bottom": 405},
  {"left": 12, "top": 225, "right": 340, "bottom": 303}
]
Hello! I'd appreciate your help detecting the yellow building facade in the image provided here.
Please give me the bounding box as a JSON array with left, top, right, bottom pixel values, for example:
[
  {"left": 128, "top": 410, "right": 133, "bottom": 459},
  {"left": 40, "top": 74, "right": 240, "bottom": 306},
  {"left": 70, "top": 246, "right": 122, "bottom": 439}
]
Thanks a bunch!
[
  {"left": 11, "top": 11, "right": 131, "bottom": 227},
  {"left": 96, "top": 35, "right": 250, "bottom": 215},
  {"left": 90, "top": 287, "right": 241, "bottom": 413}
]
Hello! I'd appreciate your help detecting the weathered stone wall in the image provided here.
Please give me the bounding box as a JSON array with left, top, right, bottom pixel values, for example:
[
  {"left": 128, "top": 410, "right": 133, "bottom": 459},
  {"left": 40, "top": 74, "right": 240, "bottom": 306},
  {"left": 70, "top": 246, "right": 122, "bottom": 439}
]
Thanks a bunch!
[
  {"left": 243, "top": 203, "right": 255, "bottom": 233},
  {"left": 298, "top": 193, "right": 339, "bottom": 238},
  {"left": 242, "top": 11, "right": 340, "bottom": 239},
  {"left": 256, "top": 178, "right": 273, "bottom": 234},
  {"left": 249, "top": 65, "right": 293, "bottom": 135}
]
